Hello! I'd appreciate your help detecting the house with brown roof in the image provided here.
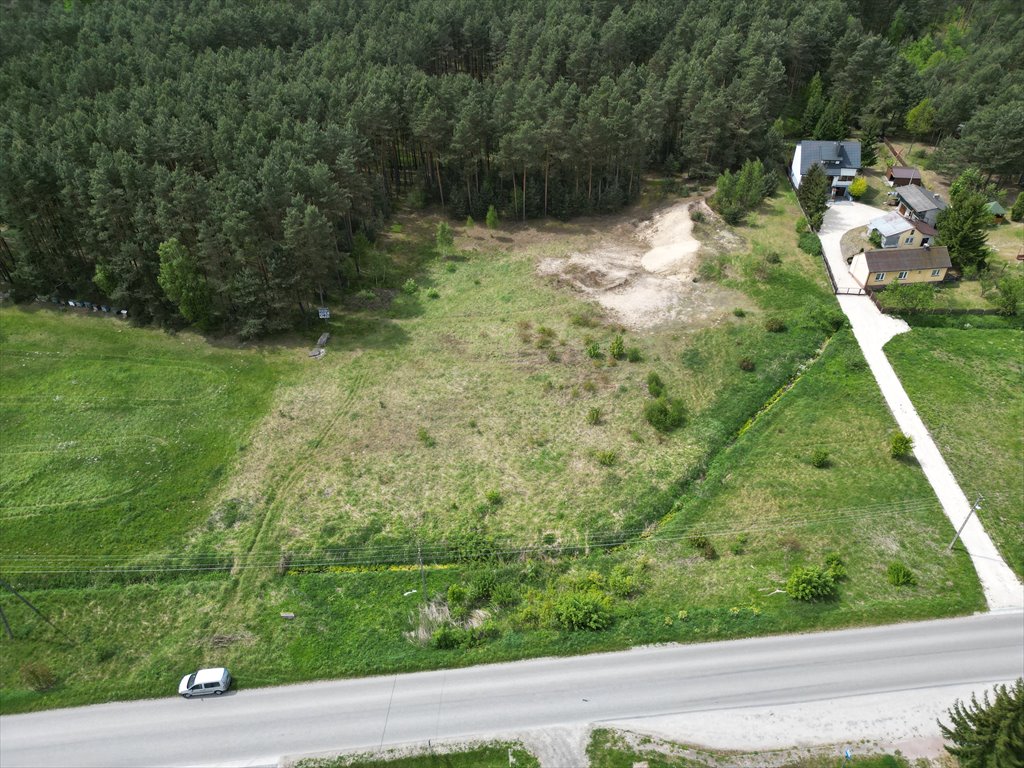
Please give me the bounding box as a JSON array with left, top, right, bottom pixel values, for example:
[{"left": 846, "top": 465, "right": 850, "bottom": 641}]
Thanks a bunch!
[
  {"left": 849, "top": 245, "right": 951, "bottom": 289},
  {"left": 885, "top": 166, "right": 922, "bottom": 187}
]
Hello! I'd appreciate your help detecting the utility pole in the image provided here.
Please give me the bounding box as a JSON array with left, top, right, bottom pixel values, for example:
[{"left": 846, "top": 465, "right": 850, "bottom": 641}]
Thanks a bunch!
[{"left": 948, "top": 494, "right": 984, "bottom": 551}]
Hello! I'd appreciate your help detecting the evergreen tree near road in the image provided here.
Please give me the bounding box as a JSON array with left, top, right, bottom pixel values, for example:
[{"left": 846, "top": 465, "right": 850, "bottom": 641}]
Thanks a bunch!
[{"left": 938, "top": 679, "right": 1024, "bottom": 768}]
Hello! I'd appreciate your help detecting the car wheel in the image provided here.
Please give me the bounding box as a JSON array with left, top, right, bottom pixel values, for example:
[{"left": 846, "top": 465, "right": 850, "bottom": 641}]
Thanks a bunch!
[
  {"left": 183, "top": 693, "right": 192, "bottom": 699},
  {"left": 214, "top": 690, "right": 223, "bottom": 695}
]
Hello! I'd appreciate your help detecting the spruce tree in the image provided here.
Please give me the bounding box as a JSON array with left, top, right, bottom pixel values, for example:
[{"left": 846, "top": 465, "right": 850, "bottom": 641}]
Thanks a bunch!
[{"left": 938, "top": 679, "right": 1023, "bottom": 768}]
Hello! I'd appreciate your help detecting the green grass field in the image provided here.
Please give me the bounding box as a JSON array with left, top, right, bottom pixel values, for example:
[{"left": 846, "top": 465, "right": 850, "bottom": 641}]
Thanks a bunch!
[
  {"left": 0, "top": 310, "right": 282, "bottom": 573},
  {"left": 886, "top": 328, "right": 1024, "bottom": 578},
  {"left": 0, "top": 192, "right": 985, "bottom": 714}
]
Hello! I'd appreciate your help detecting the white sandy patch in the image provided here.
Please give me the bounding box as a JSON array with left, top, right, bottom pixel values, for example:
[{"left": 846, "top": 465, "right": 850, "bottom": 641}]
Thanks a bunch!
[
  {"left": 638, "top": 204, "right": 702, "bottom": 276},
  {"left": 537, "top": 200, "right": 740, "bottom": 329}
]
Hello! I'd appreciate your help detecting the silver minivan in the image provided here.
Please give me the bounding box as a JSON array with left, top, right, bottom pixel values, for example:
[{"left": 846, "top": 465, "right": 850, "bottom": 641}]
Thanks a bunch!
[{"left": 178, "top": 667, "right": 231, "bottom": 698}]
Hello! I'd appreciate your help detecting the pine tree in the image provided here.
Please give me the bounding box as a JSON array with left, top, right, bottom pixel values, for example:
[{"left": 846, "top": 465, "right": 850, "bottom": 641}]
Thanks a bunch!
[
  {"left": 800, "top": 73, "right": 826, "bottom": 137},
  {"left": 797, "top": 164, "right": 831, "bottom": 230},
  {"left": 938, "top": 679, "right": 1024, "bottom": 768},
  {"left": 938, "top": 169, "right": 992, "bottom": 272}
]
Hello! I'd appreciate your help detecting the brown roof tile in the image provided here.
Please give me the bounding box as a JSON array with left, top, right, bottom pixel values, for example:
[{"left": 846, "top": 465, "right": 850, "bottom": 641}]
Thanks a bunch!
[{"left": 863, "top": 246, "right": 951, "bottom": 272}]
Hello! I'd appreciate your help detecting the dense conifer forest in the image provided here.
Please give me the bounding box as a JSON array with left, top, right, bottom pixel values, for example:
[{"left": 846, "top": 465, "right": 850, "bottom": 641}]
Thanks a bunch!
[{"left": 1, "top": 0, "right": 1020, "bottom": 335}]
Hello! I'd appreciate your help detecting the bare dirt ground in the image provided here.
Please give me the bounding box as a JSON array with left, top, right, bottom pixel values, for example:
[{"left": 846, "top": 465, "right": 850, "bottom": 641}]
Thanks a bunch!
[{"left": 523, "top": 200, "right": 741, "bottom": 329}]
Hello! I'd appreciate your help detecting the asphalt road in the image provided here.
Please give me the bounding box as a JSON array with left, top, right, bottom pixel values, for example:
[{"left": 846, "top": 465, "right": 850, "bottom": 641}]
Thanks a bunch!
[{"left": 3, "top": 611, "right": 1022, "bottom": 768}]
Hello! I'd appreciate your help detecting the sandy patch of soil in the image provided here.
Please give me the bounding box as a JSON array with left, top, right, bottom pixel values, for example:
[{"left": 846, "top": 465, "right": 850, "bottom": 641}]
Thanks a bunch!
[{"left": 536, "top": 200, "right": 739, "bottom": 329}]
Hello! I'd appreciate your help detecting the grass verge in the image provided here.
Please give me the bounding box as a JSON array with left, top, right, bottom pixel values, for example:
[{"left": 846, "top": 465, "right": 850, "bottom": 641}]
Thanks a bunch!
[{"left": 886, "top": 328, "right": 1024, "bottom": 577}]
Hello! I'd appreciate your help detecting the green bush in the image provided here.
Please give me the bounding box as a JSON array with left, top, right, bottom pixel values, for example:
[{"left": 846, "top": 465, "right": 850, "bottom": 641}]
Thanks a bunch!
[
  {"left": 729, "top": 534, "right": 749, "bottom": 555},
  {"left": 401, "top": 278, "right": 419, "bottom": 295},
  {"left": 468, "top": 571, "right": 497, "bottom": 603},
  {"left": 739, "top": 357, "right": 756, "bottom": 372},
  {"left": 610, "top": 335, "right": 626, "bottom": 360},
  {"left": 20, "top": 663, "right": 57, "bottom": 692},
  {"left": 869, "top": 229, "right": 883, "bottom": 248},
  {"left": 797, "top": 231, "right": 823, "bottom": 257},
  {"left": 626, "top": 347, "right": 643, "bottom": 362},
  {"left": 586, "top": 407, "right": 602, "bottom": 425},
  {"left": 446, "top": 583, "right": 468, "bottom": 607},
  {"left": 426, "top": 289, "right": 440, "bottom": 299},
  {"left": 794, "top": 216, "right": 808, "bottom": 234},
  {"left": 485, "top": 205, "right": 499, "bottom": 229},
  {"left": 485, "top": 489, "right": 503, "bottom": 506},
  {"left": 417, "top": 427, "right": 436, "bottom": 447},
  {"left": 764, "top": 317, "right": 787, "bottom": 333},
  {"left": 1011, "top": 193, "right": 1024, "bottom": 222},
  {"left": 687, "top": 531, "right": 716, "bottom": 559},
  {"left": 890, "top": 431, "right": 913, "bottom": 458},
  {"left": 489, "top": 581, "right": 521, "bottom": 608},
  {"left": 595, "top": 449, "right": 617, "bottom": 467},
  {"left": 465, "top": 215, "right": 475, "bottom": 227},
  {"left": 691, "top": 209, "right": 705, "bottom": 223},
  {"left": 586, "top": 341, "right": 602, "bottom": 359},
  {"left": 732, "top": 307, "right": 747, "bottom": 317},
  {"left": 607, "top": 562, "right": 649, "bottom": 598},
  {"left": 887, "top": 561, "right": 917, "bottom": 587},
  {"left": 552, "top": 590, "right": 614, "bottom": 631},
  {"left": 824, "top": 552, "right": 847, "bottom": 580},
  {"left": 810, "top": 448, "right": 831, "bottom": 468},
  {"left": 435, "top": 221, "right": 454, "bottom": 255},
  {"left": 644, "top": 396, "right": 687, "bottom": 433},
  {"left": 786, "top": 565, "right": 837, "bottom": 601},
  {"left": 849, "top": 176, "right": 868, "bottom": 199},
  {"left": 646, "top": 371, "right": 665, "bottom": 397}
]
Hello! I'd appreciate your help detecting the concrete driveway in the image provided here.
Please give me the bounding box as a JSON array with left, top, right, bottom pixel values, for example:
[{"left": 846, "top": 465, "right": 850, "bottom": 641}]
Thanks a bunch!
[{"left": 820, "top": 202, "right": 1024, "bottom": 611}]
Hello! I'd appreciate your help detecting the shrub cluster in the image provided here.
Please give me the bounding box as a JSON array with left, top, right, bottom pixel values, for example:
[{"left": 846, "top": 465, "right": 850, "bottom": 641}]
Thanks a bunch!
[
  {"left": 764, "top": 317, "right": 787, "bottom": 333},
  {"left": 786, "top": 553, "right": 847, "bottom": 602},
  {"left": 887, "top": 561, "right": 917, "bottom": 587},
  {"left": 890, "top": 431, "right": 914, "bottom": 458},
  {"left": 810, "top": 448, "right": 831, "bottom": 468},
  {"left": 797, "top": 231, "right": 823, "bottom": 257},
  {"left": 687, "top": 531, "right": 717, "bottom": 560},
  {"left": 646, "top": 371, "right": 665, "bottom": 397},
  {"left": 644, "top": 396, "right": 687, "bottom": 433},
  {"left": 609, "top": 335, "right": 626, "bottom": 360}
]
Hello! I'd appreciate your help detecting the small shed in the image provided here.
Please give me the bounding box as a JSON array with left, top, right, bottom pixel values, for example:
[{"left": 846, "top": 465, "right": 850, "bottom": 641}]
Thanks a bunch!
[
  {"left": 850, "top": 245, "right": 951, "bottom": 289},
  {"left": 985, "top": 201, "right": 1007, "bottom": 221},
  {"left": 885, "top": 166, "right": 923, "bottom": 187}
]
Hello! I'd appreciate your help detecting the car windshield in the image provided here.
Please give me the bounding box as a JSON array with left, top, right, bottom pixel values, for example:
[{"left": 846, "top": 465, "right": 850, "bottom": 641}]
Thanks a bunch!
[{"left": 187, "top": 673, "right": 197, "bottom": 688}]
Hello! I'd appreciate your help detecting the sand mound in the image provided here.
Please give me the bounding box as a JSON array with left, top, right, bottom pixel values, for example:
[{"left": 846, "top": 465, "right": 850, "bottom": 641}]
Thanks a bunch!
[{"left": 538, "top": 200, "right": 737, "bottom": 329}]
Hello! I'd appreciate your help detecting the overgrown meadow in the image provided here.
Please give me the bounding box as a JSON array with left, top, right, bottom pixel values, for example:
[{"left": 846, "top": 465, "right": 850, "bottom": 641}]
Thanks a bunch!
[{"left": 0, "top": 193, "right": 985, "bottom": 713}]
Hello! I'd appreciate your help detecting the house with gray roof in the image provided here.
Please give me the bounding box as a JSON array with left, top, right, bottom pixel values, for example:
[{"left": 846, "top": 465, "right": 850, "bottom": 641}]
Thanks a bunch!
[
  {"left": 790, "top": 140, "right": 861, "bottom": 198},
  {"left": 895, "top": 185, "right": 947, "bottom": 226}
]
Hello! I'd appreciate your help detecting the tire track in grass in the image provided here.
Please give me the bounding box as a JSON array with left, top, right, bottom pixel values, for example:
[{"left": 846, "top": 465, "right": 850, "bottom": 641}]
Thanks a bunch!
[{"left": 223, "top": 365, "right": 375, "bottom": 609}]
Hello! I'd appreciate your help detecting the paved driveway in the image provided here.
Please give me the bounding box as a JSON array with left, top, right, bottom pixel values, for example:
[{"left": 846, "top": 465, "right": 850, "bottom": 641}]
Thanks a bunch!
[{"left": 820, "top": 202, "right": 1023, "bottom": 611}]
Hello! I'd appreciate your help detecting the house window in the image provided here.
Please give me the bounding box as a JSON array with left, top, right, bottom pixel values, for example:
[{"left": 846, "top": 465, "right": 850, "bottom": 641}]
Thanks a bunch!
[
  {"left": 904, "top": 235, "right": 915, "bottom": 244},
  {"left": 874, "top": 272, "right": 886, "bottom": 281},
  {"left": 897, "top": 271, "right": 909, "bottom": 279},
  {"left": 931, "top": 269, "right": 941, "bottom": 276}
]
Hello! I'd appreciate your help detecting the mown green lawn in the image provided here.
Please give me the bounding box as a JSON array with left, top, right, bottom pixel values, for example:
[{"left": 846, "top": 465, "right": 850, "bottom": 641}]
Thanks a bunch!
[
  {"left": 0, "top": 309, "right": 283, "bottom": 572},
  {"left": 0, "top": 193, "right": 985, "bottom": 714},
  {"left": 886, "top": 328, "right": 1024, "bottom": 578}
]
